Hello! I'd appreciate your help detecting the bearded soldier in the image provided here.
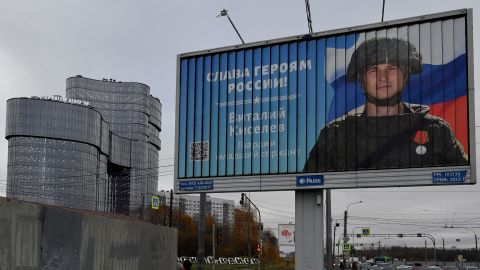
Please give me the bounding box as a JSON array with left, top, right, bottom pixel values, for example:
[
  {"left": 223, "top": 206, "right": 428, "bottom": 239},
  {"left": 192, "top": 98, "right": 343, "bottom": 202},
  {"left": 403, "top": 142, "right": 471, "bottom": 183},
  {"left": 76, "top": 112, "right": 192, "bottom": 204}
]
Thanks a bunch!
[{"left": 304, "top": 37, "right": 467, "bottom": 172}]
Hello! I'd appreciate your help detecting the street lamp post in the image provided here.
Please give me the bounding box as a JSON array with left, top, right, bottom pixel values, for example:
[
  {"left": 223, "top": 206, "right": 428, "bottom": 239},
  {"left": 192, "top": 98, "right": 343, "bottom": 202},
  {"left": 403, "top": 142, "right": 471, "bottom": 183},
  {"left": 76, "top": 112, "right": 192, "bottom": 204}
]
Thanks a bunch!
[
  {"left": 424, "top": 240, "right": 428, "bottom": 266},
  {"left": 468, "top": 231, "right": 478, "bottom": 267},
  {"left": 337, "top": 234, "right": 343, "bottom": 258},
  {"left": 433, "top": 234, "right": 445, "bottom": 267},
  {"left": 463, "top": 228, "right": 478, "bottom": 267},
  {"left": 476, "top": 234, "right": 478, "bottom": 267},
  {"left": 217, "top": 9, "right": 245, "bottom": 44},
  {"left": 343, "top": 201, "right": 363, "bottom": 268},
  {"left": 442, "top": 236, "right": 446, "bottom": 267}
]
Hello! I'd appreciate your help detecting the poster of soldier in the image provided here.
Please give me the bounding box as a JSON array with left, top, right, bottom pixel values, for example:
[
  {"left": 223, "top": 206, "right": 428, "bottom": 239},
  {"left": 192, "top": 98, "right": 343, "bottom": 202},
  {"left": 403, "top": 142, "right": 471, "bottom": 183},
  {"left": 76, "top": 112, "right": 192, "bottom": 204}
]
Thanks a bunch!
[{"left": 175, "top": 9, "right": 475, "bottom": 193}]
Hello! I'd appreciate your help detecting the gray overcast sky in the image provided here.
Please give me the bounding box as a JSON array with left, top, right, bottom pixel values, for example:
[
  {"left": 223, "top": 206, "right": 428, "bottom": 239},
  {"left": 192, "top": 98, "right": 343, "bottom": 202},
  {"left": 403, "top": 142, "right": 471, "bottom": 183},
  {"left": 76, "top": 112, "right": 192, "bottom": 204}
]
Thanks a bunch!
[{"left": 1, "top": 0, "right": 480, "bottom": 250}]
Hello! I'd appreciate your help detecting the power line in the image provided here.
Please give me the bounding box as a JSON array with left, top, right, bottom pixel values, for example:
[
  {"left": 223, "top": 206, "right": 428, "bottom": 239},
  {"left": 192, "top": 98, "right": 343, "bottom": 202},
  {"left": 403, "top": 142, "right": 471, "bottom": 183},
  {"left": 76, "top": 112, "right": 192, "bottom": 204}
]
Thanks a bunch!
[{"left": 258, "top": 205, "right": 295, "bottom": 215}]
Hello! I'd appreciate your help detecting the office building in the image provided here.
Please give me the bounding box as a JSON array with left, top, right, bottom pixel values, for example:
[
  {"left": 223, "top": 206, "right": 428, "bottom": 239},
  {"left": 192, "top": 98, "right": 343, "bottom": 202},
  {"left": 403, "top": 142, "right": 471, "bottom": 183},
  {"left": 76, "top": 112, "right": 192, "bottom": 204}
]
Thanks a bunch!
[
  {"left": 158, "top": 191, "right": 235, "bottom": 226},
  {"left": 5, "top": 76, "right": 161, "bottom": 213}
]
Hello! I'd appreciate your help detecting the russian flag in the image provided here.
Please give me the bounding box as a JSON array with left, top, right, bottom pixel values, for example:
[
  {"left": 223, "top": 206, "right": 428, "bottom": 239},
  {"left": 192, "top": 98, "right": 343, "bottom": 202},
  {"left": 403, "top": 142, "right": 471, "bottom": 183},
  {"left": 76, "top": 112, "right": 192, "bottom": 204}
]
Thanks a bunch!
[{"left": 324, "top": 17, "right": 468, "bottom": 153}]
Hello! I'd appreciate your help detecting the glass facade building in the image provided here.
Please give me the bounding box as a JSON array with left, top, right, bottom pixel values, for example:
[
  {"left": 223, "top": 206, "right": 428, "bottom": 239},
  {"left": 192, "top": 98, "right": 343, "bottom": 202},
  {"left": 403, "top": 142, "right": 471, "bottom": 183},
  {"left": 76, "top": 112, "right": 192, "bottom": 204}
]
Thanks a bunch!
[{"left": 5, "top": 76, "right": 162, "bottom": 213}]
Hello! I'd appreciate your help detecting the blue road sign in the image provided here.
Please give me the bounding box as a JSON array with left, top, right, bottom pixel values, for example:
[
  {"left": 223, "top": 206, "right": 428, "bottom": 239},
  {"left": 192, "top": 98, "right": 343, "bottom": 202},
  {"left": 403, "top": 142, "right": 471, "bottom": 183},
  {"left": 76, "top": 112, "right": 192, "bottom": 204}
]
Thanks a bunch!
[{"left": 296, "top": 175, "right": 324, "bottom": 187}]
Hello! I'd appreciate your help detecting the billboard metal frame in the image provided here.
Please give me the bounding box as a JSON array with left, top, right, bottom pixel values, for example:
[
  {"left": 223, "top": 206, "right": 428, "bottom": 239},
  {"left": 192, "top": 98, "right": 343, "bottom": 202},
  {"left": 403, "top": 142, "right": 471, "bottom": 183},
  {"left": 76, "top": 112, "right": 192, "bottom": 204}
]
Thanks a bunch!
[{"left": 174, "top": 9, "right": 475, "bottom": 193}]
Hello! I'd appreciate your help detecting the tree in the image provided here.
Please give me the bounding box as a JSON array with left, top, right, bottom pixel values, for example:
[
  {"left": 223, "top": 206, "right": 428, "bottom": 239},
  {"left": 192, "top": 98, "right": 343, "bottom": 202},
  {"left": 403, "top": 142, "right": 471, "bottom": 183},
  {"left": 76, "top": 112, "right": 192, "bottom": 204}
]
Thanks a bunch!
[
  {"left": 148, "top": 205, "right": 168, "bottom": 225},
  {"left": 205, "top": 214, "right": 215, "bottom": 256},
  {"left": 178, "top": 213, "right": 197, "bottom": 256},
  {"left": 232, "top": 208, "right": 259, "bottom": 256},
  {"left": 261, "top": 229, "right": 281, "bottom": 264},
  {"left": 148, "top": 204, "right": 285, "bottom": 261}
]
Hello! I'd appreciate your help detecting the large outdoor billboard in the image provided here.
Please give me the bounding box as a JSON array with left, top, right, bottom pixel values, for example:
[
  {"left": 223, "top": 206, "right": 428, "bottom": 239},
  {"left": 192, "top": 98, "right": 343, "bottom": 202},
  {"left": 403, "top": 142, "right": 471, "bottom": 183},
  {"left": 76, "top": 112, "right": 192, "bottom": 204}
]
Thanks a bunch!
[{"left": 175, "top": 9, "right": 475, "bottom": 193}]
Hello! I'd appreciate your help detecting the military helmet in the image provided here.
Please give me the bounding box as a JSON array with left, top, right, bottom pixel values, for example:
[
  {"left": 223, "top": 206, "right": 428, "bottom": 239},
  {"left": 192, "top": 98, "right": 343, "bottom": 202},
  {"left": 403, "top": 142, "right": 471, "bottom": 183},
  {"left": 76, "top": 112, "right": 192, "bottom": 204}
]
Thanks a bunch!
[{"left": 346, "top": 37, "right": 422, "bottom": 82}]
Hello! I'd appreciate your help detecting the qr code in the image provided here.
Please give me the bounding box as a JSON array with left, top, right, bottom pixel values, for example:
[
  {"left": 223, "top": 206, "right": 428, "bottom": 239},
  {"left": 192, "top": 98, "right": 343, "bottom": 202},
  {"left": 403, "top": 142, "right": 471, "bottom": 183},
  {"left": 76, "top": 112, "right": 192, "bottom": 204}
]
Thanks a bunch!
[{"left": 190, "top": 141, "right": 209, "bottom": 161}]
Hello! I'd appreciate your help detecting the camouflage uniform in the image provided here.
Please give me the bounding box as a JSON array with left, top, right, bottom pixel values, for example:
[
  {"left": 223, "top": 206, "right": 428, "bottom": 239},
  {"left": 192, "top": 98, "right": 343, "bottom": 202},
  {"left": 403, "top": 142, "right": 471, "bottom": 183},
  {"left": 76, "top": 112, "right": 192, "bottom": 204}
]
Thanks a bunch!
[{"left": 304, "top": 103, "right": 468, "bottom": 172}]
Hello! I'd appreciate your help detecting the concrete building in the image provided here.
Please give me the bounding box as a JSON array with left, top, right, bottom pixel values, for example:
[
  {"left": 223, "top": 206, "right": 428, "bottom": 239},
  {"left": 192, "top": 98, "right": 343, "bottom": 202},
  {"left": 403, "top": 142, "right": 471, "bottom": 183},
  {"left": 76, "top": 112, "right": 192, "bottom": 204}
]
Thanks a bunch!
[
  {"left": 158, "top": 191, "right": 235, "bottom": 226},
  {"left": 5, "top": 76, "right": 161, "bottom": 214}
]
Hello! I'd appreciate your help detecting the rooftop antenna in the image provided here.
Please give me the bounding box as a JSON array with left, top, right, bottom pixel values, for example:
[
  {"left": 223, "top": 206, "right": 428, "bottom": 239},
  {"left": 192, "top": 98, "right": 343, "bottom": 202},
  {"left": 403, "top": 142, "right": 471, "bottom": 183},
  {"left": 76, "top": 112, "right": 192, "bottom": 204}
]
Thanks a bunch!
[{"left": 217, "top": 9, "right": 245, "bottom": 44}]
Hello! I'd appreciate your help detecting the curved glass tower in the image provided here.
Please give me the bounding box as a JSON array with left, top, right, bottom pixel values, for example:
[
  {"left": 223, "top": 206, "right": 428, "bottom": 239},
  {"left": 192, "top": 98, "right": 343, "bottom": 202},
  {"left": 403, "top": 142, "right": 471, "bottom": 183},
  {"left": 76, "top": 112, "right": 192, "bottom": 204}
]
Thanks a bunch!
[{"left": 5, "top": 76, "right": 162, "bottom": 214}]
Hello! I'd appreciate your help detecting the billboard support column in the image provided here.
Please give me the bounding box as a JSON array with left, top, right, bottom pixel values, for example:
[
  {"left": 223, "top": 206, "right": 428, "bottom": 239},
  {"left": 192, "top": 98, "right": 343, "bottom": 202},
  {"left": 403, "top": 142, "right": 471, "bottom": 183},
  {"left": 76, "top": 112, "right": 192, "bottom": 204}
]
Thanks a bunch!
[
  {"left": 212, "top": 223, "right": 216, "bottom": 270},
  {"left": 343, "top": 210, "right": 347, "bottom": 268},
  {"left": 295, "top": 189, "right": 324, "bottom": 270},
  {"left": 197, "top": 193, "right": 207, "bottom": 270},
  {"left": 326, "top": 189, "right": 332, "bottom": 270}
]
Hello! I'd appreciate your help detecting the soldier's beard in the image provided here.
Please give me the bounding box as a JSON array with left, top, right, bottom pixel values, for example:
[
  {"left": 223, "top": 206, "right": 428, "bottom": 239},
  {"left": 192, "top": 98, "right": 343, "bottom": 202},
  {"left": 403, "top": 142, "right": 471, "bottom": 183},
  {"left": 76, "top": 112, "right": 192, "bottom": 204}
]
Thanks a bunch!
[{"left": 364, "top": 90, "right": 403, "bottom": 106}]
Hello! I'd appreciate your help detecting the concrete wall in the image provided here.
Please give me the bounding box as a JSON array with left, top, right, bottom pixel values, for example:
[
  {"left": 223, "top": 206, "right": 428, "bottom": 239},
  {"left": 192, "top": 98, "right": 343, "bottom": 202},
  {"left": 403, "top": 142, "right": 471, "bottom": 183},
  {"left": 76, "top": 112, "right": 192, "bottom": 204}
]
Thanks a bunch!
[{"left": 0, "top": 197, "right": 177, "bottom": 270}]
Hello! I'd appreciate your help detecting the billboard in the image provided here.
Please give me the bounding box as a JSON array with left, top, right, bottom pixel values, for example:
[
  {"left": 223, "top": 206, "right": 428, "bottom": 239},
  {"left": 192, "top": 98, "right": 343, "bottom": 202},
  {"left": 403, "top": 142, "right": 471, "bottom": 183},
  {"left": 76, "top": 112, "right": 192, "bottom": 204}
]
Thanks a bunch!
[
  {"left": 175, "top": 9, "right": 475, "bottom": 193},
  {"left": 278, "top": 224, "right": 295, "bottom": 246}
]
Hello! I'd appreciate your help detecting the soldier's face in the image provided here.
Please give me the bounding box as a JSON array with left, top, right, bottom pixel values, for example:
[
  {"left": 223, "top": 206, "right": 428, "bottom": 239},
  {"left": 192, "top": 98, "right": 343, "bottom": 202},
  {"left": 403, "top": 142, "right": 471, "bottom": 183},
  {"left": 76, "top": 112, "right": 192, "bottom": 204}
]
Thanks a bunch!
[{"left": 362, "top": 63, "right": 405, "bottom": 101}]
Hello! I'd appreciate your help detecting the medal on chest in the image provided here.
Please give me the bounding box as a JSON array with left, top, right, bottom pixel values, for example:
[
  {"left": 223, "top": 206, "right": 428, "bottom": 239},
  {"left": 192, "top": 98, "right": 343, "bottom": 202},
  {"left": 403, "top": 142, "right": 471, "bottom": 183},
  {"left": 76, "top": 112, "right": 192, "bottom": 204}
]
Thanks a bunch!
[{"left": 413, "top": 130, "right": 429, "bottom": 155}]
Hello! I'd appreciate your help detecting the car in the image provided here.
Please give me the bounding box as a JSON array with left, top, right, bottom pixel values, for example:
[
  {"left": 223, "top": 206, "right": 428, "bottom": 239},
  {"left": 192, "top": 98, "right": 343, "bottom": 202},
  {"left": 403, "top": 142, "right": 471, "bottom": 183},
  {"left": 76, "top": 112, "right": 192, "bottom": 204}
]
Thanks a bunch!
[
  {"left": 463, "top": 267, "right": 479, "bottom": 270},
  {"left": 444, "top": 266, "right": 459, "bottom": 270},
  {"left": 396, "top": 265, "right": 413, "bottom": 270},
  {"left": 426, "top": 266, "right": 442, "bottom": 270},
  {"left": 361, "top": 263, "right": 375, "bottom": 270},
  {"left": 411, "top": 262, "right": 425, "bottom": 270}
]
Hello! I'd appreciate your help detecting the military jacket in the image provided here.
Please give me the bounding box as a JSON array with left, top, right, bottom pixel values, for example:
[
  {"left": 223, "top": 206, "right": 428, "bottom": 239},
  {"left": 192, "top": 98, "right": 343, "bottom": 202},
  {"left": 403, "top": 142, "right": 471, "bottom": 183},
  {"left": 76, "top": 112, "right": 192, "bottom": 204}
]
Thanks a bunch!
[{"left": 304, "top": 103, "right": 468, "bottom": 172}]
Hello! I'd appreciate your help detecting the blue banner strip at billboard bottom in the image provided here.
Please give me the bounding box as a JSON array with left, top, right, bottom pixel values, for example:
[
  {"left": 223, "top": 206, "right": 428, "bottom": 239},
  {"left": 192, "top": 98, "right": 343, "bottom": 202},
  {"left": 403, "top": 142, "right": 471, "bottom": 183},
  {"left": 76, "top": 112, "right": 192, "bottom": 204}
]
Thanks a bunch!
[
  {"left": 296, "top": 175, "right": 324, "bottom": 187},
  {"left": 432, "top": 170, "right": 467, "bottom": 184},
  {"left": 179, "top": 180, "right": 214, "bottom": 191}
]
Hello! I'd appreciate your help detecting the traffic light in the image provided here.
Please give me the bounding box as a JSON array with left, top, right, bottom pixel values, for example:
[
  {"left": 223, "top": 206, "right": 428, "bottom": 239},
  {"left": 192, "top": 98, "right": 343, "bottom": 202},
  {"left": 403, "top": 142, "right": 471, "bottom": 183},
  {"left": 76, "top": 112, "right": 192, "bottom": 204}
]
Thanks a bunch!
[
  {"left": 240, "top": 193, "right": 245, "bottom": 205},
  {"left": 256, "top": 243, "right": 261, "bottom": 252},
  {"left": 216, "top": 227, "right": 223, "bottom": 245}
]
